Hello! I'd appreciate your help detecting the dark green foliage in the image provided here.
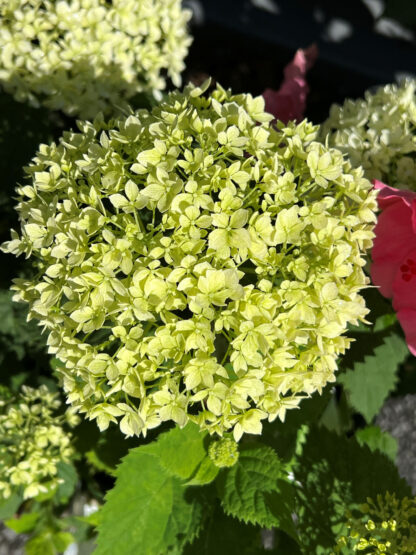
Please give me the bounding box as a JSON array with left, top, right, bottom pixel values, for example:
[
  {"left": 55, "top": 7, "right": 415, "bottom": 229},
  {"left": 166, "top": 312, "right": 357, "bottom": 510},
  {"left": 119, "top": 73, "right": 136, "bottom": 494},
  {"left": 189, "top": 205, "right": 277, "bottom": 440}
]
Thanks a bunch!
[
  {"left": 183, "top": 505, "right": 266, "bottom": 555},
  {"left": 293, "top": 426, "right": 411, "bottom": 553},
  {"left": 339, "top": 332, "right": 409, "bottom": 422},
  {"left": 0, "top": 289, "right": 44, "bottom": 363},
  {"left": 356, "top": 426, "right": 398, "bottom": 462},
  {"left": 95, "top": 424, "right": 212, "bottom": 555},
  {"left": 217, "top": 445, "right": 295, "bottom": 534}
]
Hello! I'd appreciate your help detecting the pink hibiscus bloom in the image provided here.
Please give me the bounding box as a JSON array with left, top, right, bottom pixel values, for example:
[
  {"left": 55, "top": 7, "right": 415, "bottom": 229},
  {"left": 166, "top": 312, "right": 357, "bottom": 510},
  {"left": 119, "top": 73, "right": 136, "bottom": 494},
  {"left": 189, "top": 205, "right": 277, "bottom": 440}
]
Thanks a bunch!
[
  {"left": 263, "top": 44, "right": 318, "bottom": 123},
  {"left": 371, "top": 180, "right": 416, "bottom": 355}
]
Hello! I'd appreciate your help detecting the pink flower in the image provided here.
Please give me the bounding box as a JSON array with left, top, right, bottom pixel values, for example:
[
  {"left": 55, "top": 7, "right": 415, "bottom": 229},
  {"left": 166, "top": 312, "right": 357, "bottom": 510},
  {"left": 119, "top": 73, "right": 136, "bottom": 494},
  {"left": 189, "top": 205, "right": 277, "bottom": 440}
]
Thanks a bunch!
[
  {"left": 371, "top": 180, "right": 416, "bottom": 355},
  {"left": 263, "top": 44, "right": 318, "bottom": 123}
]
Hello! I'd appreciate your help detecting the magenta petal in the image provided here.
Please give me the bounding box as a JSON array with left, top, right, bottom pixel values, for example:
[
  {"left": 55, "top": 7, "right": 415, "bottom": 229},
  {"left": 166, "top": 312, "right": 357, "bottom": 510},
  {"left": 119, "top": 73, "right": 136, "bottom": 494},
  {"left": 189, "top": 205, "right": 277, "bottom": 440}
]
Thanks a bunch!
[
  {"left": 263, "top": 89, "right": 297, "bottom": 123},
  {"left": 411, "top": 199, "right": 416, "bottom": 235},
  {"left": 395, "top": 308, "right": 416, "bottom": 356},
  {"left": 262, "top": 44, "right": 317, "bottom": 123},
  {"left": 283, "top": 44, "right": 318, "bottom": 80},
  {"left": 371, "top": 202, "right": 416, "bottom": 297},
  {"left": 372, "top": 180, "right": 416, "bottom": 356},
  {"left": 392, "top": 247, "right": 416, "bottom": 312},
  {"left": 373, "top": 179, "right": 416, "bottom": 209}
]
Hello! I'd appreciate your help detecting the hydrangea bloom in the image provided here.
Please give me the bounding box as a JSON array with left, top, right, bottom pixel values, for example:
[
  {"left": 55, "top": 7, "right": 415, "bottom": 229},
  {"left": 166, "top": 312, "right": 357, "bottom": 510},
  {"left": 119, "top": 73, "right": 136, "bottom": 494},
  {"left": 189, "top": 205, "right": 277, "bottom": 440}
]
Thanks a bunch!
[
  {"left": 263, "top": 44, "right": 317, "bottom": 124},
  {"left": 371, "top": 180, "right": 416, "bottom": 355},
  {"left": 2, "top": 82, "right": 377, "bottom": 440},
  {"left": 321, "top": 81, "right": 416, "bottom": 188},
  {"left": 0, "top": 0, "right": 191, "bottom": 118},
  {"left": 0, "top": 385, "right": 75, "bottom": 500},
  {"left": 335, "top": 493, "right": 416, "bottom": 554}
]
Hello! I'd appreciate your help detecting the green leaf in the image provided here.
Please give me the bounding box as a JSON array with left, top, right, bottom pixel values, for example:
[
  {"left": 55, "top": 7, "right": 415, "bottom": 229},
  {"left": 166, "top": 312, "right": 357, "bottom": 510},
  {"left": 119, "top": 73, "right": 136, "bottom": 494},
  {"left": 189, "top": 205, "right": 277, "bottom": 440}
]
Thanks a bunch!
[
  {"left": 338, "top": 332, "right": 408, "bottom": 422},
  {"left": 63, "top": 514, "right": 96, "bottom": 544},
  {"left": 86, "top": 450, "right": 116, "bottom": 476},
  {"left": 218, "top": 445, "right": 296, "bottom": 534},
  {"left": 264, "top": 479, "right": 298, "bottom": 540},
  {"left": 186, "top": 457, "right": 219, "bottom": 486},
  {"left": 95, "top": 424, "right": 207, "bottom": 555},
  {"left": 55, "top": 462, "right": 78, "bottom": 504},
  {"left": 146, "top": 422, "right": 207, "bottom": 480},
  {"left": 5, "top": 511, "right": 39, "bottom": 533},
  {"left": 164, "top": 480, "right": 203, "bottom": 551},
  {"left": 183, "top": 504, "right": 265, "bottom": 555},
  {"left": 355, "top": 426, "right": 398, "bottom": 462},
  {"left": 293, "top": 425, "right": 411, "bottom": 553},
  {"left": 318, "top": 390, "right": 352, "bottom": 434},
  {"left": 96, "top": 451, "right": 201, "bottom": 555},
  {"left": 52, "top": 532, "right": 76, "bottom": 552},
  {"left": 373, "top": 313, "right": 397, "bottom": 332},
  {"left": 0, "top": 289, "right": 43, "bottom": 360},
  {"left": 0, "top": 492, "right": 22, "bottom": 519},
  {"left": 26, "top": 530, "right": 74, "bottom": 555}
]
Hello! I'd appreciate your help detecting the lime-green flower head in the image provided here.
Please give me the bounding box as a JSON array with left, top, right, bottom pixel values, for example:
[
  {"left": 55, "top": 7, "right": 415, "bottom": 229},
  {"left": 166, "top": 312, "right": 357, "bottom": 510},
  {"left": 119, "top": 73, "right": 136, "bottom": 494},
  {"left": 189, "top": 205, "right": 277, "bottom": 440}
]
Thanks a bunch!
[
  {"left": 209, "top": 437, "right": 239, "bottom": 468},
  {"left": 335, "top": 493, "right": 416, "bottom": 554},
  {"left": 321, "top": 81, "right": 416, "bottom": 188},
  {"left": 2, "top": 81, "right": 377, "bottom": 440},
  {"left": 0, "top": 0, "right": 191, "bottom": 118},
  {"left": 0, "top": 385, "right": 75, "bottom": 500}
]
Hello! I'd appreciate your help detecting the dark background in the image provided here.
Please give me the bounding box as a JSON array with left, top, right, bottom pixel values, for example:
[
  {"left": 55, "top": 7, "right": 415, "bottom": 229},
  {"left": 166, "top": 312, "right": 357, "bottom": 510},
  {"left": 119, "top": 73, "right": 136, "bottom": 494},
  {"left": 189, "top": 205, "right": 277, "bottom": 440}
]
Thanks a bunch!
[{"left": 183, "top": 0, "right": 416, "bottom": 123}]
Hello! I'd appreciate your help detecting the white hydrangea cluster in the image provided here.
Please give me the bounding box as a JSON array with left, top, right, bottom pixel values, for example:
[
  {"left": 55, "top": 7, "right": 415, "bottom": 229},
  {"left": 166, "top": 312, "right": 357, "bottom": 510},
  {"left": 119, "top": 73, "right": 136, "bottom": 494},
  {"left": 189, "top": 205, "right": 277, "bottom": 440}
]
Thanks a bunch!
[
  {"left": 321, "top": 81, "right": 416, "bottom": 188},
  {"left": 0, "top": 385, "right": 75, "bottom": 500},
  {"left": 0, "top": 0, "right": 191, "bottom": 118},
  {"left": 2, "top": 82, "right": 377, "bottom": 440}
]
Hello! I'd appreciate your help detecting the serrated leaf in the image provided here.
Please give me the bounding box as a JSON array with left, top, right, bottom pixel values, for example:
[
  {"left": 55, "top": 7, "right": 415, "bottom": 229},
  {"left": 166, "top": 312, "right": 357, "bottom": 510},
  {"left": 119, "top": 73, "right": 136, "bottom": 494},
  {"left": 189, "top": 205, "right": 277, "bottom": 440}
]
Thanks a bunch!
[
  {"left": 294, "top": 425, "right": 411, "bottom": 553},
  {"left": 95, "top": 451, "right": 201, "bottom": 555},
  {"left": 338, "top": 332, "right": 408, "bottom": 422},
  {"left": 356, "top": 426, "right": 398, "bottom": 462},
  {"left": 95, "top": 424, "right": 207, "bottom": 555},
  {"left": 218, "top": 445, "right": 295, "bottom": 532},
  {"left": 164, "top": 481, "right": 203, "bottom": 549},
  {"left": 146, "top": 422, "right": 207, "bottom": 480}
]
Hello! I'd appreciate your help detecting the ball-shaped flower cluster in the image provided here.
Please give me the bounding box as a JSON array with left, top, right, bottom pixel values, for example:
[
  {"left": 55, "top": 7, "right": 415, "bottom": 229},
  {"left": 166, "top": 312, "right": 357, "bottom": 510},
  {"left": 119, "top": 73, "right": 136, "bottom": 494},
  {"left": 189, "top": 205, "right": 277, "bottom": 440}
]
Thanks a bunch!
[
  {"left": 321, "top": 81, "right": 416, "bottom": 188},
  {"left": 3, "top": 82, "right": 377, "bottom": 440},
  {"left": 0, "top": 0, "right": 191, "bottom": 119},
  {"left": 208, "top": 437, "right": 239, "bottom": 468},
  {"left": 0, "top": 385, "right": 75, "bottom": 500},
  {"left": 335, "top": 493, "right": 416, "bottom": 554}
]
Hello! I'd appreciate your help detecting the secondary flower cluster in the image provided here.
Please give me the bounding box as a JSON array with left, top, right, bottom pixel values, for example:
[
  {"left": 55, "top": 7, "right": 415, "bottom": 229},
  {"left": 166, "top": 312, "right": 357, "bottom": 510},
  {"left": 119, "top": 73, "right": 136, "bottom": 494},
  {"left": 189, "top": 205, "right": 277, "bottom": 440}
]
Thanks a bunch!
[
  {"left": 3, "top": 82, "right": 377, "bottom": 440},
  {"left": 0, "top": 385, "right": 75, "bottom": 500},
  {"left": 208, "top": 437, "right": 239, "bottom": 468},
  {"left": 335, "top": 493, "right": 416, "bottom": 553},
  {"left": 321, "top": 81, "right": 416, "bottom": 188},
  {"left": 0, "top": 0, "right": 191, "bottom": 118}
]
